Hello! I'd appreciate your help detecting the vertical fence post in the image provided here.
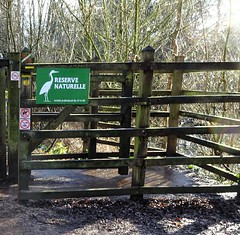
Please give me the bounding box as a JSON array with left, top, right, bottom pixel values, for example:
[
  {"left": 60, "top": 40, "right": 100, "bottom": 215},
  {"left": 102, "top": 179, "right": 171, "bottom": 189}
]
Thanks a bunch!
[
  {"left": 88, "top": 84, "right": 99, "bottom": 158},
  {"left": 20, "top": 49, "right": 33, "bottom": 182},
  {"left": 131, "top": 46, "right": 155, "bottom": 200},
  {"left": 166, "top": 56, "right": 184, "bottom": 156},
  {"left": 18, "top": 132, "right": 30, "bottom": 200},
  {"left": 8, "top": 53, "right": 20, "bottom": 182},
  {"left": 88, "top": 56, "right": 100, "bottom": 159},
  {"left": 20, "top": 48, "right": 32, "bottom": 100},
  {"left": 118, "top": 71, "right": 133, "bottom": 175},
  {"left": 0, "top": 66, "right": 7, "bottom": 180},
  {"left": 82, "top": 109, "right": 90, "bottom": 154}
]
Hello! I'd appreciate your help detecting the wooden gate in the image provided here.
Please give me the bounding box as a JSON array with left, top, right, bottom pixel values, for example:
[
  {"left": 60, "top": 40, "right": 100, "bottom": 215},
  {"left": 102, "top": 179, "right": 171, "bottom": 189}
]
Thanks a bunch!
[{"left": 18, "top": 46, "right": 240, "bottom": 200}]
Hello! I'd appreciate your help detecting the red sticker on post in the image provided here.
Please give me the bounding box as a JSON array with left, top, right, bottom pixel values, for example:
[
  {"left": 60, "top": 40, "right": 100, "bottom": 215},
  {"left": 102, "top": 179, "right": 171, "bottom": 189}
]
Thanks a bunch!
[
  {"left": 19, "top": 108, "right": 31, "bottom": 130},
  {"left": 20, "top": 108, "right": 31, "bottom": 119},
  {"left": 19, "top": 119, "right": 30, "bottom": 130}
]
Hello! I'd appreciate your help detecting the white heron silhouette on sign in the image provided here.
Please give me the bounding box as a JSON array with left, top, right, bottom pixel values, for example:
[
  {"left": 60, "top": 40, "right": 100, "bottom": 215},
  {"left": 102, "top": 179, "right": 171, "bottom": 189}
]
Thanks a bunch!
[{"left": 39, "top": 70, "right": 59, "bottom": 102}]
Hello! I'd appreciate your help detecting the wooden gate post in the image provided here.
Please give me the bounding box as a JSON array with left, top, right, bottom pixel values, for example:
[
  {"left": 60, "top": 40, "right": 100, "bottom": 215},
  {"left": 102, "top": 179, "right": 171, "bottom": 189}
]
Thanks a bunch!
[
  {"left": 0, "top": 66, "right": 7, "bottom": 180},
  {"left": 8, "top": 53, "right": 20, "bottom": 181},
  {"left": 88, "top": 56, "right": 100, "bottom": 159},
  {"left": 88, "top": 84, "right": 99, "bottom": 159},
  {"left": 18, "top": 132, "right": 31, "bottom": 199},
  {"left": 20, "top": 48, "right": 32, "bottom": 100},
  {"left": 166, "top": 56, "right": 184, "bottom": 156},
  {"left": 131, "top": 46, "right": 155, "bottom": 200},
  {"left": 118, "top": 71, "right": 133, "bottom": 175}
]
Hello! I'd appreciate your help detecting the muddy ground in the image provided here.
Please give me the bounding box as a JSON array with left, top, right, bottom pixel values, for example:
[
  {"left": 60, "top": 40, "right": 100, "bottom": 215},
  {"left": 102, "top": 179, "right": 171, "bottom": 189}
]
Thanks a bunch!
[{"left": 0, "top": 166, "right": 240, "bottom": 234}]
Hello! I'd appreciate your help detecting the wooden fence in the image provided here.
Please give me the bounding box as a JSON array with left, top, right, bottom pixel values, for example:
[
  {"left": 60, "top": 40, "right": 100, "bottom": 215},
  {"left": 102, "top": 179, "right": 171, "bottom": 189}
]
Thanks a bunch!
[{"left": 10, "top": 46, "right": 240, "bottom": 200}]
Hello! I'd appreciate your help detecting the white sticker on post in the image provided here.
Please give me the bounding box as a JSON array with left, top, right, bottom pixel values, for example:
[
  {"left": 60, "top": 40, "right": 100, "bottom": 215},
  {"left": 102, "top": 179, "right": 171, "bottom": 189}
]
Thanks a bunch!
[{"left": 11, "top": 71, "right": 20, "bottom": 81}]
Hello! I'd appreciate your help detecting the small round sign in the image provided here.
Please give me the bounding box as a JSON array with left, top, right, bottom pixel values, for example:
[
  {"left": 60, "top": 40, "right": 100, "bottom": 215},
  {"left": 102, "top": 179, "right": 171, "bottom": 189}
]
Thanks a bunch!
[
  {"left": 19, "top": 119, "right": 30, "bottom": 130},
  {"left": 11, "top": 71, "right": 20, "bottom": 81},
  {"left": 20, "top": 108, "right": 31, "bottom": 119}
]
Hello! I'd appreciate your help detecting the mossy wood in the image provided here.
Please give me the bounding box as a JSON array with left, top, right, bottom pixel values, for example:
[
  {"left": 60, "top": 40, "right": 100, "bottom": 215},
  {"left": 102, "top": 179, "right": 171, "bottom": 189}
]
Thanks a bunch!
[
  {"left": 180, "top": 111, "right": 240, "bottom": 125},
  {"left": 21, "top": 125, "right": 240, "bottom": 139},
  {"left": 30, "top": 150, "right": 166, "bottom": 161},
  {"left": 98, "top": 89, "right": 171, "bottom": 96},
  {"left": 88, "top": 58, "right": 100, "bottom": 159},
  {"left": 18, "top": 185, "right": 240, "bottom": 201},
  {"left": 31, "top": 111, "right": 169, "bottom": 123},
  {"left": 131, "top": 46, "right": 155, "bottom": 200},
  {"left": 181, "top": 135, "right": 240, "bottom": 155},
  {"left": 119, "top": 71, "right": 133, "bottom": 175},
  {"left": 0, "top": 67, "right": 7, "bottom": 179},
  {"left": 32, "top": 113, "right": 122, "bottom": 122},
  {"left": 20, "top": 156, "right": 240, "bottom": 170},
  {"left": 8, "top": 53, "right": 20, "bottom": 181},
  {"left": 167, "top": 56, "right": 184, "bottom": 156},
  {"left": 26, "top": 61, "right": 240, "bottom": 72}
]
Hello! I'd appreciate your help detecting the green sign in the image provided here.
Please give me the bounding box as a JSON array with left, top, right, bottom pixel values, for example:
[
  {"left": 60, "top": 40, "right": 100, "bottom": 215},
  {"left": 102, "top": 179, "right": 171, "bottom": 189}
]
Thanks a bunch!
[{"left": 36, "top": 68, "right": 90, "bottom": 105}]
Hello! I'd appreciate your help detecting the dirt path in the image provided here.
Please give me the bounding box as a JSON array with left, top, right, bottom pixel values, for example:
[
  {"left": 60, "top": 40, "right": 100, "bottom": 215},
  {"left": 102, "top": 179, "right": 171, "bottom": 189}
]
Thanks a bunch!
[
  {"left": 31, "top": 166, "right": 193, "bottom": 190},
  {"left": 0, "top": 167, "right": 239, "bottom": 234}
]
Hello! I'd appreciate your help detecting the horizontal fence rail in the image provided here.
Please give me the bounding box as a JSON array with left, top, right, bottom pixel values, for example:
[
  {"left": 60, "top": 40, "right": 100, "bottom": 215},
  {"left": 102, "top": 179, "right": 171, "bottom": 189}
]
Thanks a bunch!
[
  {"left": 21, "top": 95, "right": 240, "bottom": 107},
  {"left": 19, "top": 185, "right": 240, "bottom": 201},
  {"left": 24, "top": 61, "right": 240, "bottom": 72},
  {"left": 21, "top": 126, "right": 240, "bottom": 139},
  {"left": 180, "top": 111, "right": 240, "bottom": 125},
  {"left": 20, "top": 156, "right": 240, "bottom": 170}
]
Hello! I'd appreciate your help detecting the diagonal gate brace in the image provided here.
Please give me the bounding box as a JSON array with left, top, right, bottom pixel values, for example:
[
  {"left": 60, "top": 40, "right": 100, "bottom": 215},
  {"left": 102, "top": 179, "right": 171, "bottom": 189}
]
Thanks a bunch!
[{"left": 30, "top": 106, "right": 77, "bottom": 152}]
